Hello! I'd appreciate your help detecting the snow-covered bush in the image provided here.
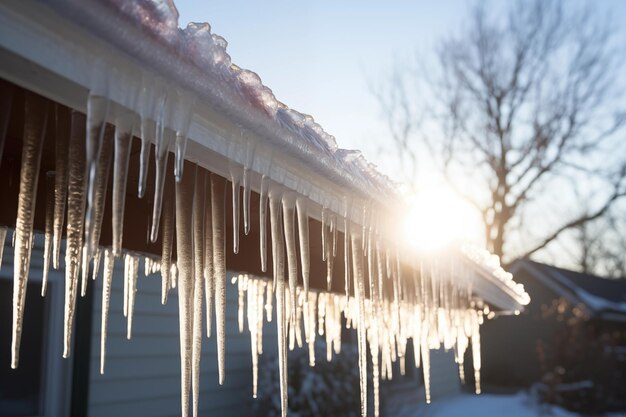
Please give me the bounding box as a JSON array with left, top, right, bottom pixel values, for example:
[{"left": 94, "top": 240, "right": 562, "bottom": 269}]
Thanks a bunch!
[{"left": 254, "top": 342, "right": 361, "bottom": 417}]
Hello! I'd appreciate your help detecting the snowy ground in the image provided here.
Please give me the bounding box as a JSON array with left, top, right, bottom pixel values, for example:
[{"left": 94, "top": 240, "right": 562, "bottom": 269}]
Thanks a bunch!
[{"left": 389, "top": 392, "right": 626, "bottom": 417}]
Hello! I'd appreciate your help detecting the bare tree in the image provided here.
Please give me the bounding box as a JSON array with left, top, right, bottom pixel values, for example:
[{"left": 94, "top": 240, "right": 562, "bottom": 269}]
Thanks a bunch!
[{"left": 373, "top": 0, "right": 626, "bottom": 262}]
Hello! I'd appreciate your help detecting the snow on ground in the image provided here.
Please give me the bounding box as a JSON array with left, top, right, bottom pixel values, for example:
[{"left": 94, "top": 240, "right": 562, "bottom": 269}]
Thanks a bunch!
[{"left": 389, "top": 392, "right": 626, "bottom": 417}]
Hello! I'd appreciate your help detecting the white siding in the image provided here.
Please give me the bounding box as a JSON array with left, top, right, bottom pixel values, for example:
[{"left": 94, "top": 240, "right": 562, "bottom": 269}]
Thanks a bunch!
[{"left": 87, "top": 267, "right": 277, "bottom": 417}]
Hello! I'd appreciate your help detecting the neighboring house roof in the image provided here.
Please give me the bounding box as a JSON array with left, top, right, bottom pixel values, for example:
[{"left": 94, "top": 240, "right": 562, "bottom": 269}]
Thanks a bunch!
[{"left": 510, "top": 259, "right": 626, "bottom": 320}]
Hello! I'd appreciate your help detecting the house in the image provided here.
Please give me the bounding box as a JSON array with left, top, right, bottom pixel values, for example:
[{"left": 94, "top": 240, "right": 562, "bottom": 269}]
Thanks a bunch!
[
  {"left": 0, "top": 1, "right": 529, "bottom": 416},
  {"left": 481, "top": 259, "right": 626, "bottom": 412}
]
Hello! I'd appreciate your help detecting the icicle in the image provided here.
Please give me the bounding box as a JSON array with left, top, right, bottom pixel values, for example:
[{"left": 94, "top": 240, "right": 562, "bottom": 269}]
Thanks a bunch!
[
  {"left": 176, "top": 162, "right": 196, "bottom": 417},
  {"left": 211, "top": 174, "right": 227, "bottom": 385},
  {"left": 321, "top": 207, "right": 327, "bottom": 262},
  {"left": 238, "top": 275, "right": 245, "bottom": 333},
  {"left": 247, "top": 278, "right": 260, "bottom": 398},
  {"left": 229, "top": 165, "right": 241, "bottom": 254},
  {"left": 80, "top": 244, "right": 90, "bottom": 297},
  {"left": 282, "top": 193, "right": 298, "bottom": 323},
  {"left": 52, "top": 105, "right": 70, "bottom": 269},
  {"left": 351, "top": 234, "right": 367, "bottom": 417},
  {"left": 112, "top": 118, "right": 133, "bottom": 256},
  {"left": 243, "top": 167, "right": 251, "bottom": 235},
  {"left": 325, "top": 221, "right": 334, "bottom": 291},
  {"left": 471, "top": 310, "right": 482, "bottom": 395},
  {"left": 150, "top": 128, "right": 174, "bottom": 242},
  {"left": 160, "top": 163, "right": 175, "bottom": 305},
  {"left": 421, "top": 330, "right": 431, "bottom": 404},
  {"left": 88, "top": 124, "right": 114, "bottom": 260},
  {"left": 84, "top": 93, "right": 109, "bottom": 266},
  {"left": 100, "top": 248, "right": 114, "bottom": 374},
  {"left": 12, "top": 93, "right": 48, "bottom": 369},
  {"left": 92, "top": 249, "right": 102, "bottom": 281},
  {"left": 269, "top": 187, "right": 288, "bottom": 417},
  {"left": 344, "top": 218, "right": 351, "bottom": 298},
  {"left": 126, "top": 255, "right": 138, "bottom": 339},
  {"left": 259, "top": 175, "right": 269, "bottom": 272},
  {"left": 137, "top": 74, "right": 165, "bottom": 198},
  {"left": 296, "top": 198, "right": 310, "bottom": 297},
  {"left": 42, "top": 172, "right": 55, "bottom": 297},
  {"left": 265, "top": 281, "right": 273, "bottom": 322},
  {"left": 203, "top": 173, "right": 214, "bottom": 337},
  {"left": 123, "top": 254, "right": 129, "bottom": 318},
  {"left": 0, "top": 227, "right": 7, "bottom": 269},
  {"left": 331, "top": 214, "right": 337, "bottom": 258},
  {"left": 63, "top": 111, "right": 87, "bottom": 359},
  {"left": 192, "top": 170, "right": 205, "bottom": 417}
]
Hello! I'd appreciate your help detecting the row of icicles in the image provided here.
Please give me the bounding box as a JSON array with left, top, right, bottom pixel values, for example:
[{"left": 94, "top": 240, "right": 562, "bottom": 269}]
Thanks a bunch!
[{"left": 5, "top": 90, "right": 484, "bottom": 417}]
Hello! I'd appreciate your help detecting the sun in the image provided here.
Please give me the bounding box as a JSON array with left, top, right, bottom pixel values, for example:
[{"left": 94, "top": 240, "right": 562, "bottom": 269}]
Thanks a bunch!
[{"left": 402, "top": 184, "right": 483, "bottom": 252}]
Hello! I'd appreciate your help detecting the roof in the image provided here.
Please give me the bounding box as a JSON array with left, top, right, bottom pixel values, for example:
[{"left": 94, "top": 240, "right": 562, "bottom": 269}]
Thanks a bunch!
[{"left": 511, "top": 259, "right": 626, "bottom": 317}]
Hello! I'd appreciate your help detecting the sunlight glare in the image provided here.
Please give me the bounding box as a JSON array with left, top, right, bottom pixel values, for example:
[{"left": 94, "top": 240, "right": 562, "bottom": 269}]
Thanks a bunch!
[{"left": 403, "top": 184, "right": 483, "bottom": 252}]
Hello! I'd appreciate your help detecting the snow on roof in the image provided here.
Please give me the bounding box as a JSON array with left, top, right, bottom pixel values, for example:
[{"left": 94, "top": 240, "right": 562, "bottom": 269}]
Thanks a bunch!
[
  {"left": 517, "top": 260, "right": 626, "bottom": 315},
  {"left": 96, "top": 0, "right": 396, "bottom": 198}
]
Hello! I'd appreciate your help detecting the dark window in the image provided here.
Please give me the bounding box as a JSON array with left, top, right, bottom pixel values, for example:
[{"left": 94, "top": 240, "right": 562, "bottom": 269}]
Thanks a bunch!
[{"left": 0, "top": 279, "right": 46, "bottom": 417}]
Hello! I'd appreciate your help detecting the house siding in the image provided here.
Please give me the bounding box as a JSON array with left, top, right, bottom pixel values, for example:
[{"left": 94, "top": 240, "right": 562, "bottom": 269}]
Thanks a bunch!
[{"left": 87, "top": 268, "right": 277, "bottom": 417}]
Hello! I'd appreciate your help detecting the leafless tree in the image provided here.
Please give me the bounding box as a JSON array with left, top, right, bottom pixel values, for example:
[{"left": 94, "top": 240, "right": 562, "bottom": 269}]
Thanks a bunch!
[{"left": 373, "top": 0, "right": 626, "bottom": 262}]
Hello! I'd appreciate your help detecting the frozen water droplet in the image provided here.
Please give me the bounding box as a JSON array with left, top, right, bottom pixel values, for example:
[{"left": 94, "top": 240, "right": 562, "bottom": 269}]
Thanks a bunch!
[
  {"left": 296, "top": 198, "right": 310, "bottom": 298},
  {"left": 229, "top": 165, "right": 241, "bottom": 254}
]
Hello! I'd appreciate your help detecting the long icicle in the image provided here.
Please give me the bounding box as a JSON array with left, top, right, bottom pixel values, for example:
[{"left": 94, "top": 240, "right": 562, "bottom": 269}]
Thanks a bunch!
[
  {"left": 176, "top": 162, "right": 196, "bottom": 417},
  {"left": 351, "top": 234, "right": 367, "bottom": 417},
  {"left": 230, "top": 167, "right": 241, "bottom": 254},
  {"left": 160, "top": 158, "right": 175, "bottom": 304},
  {"left": 150, "top": 129, "right": 174, "bottom": 242},
  {"left": 282, "top": 193, "right": 298, "bottom": 324},
  {"left": 243, "top": 166, "right": 251, "bottom": 235},
  {"left": 203, "top": 173, "right": 214, "bottom": 337},
  {"left": 42, "top": 172, "right": 55, "bottom": 297},
  {"left": 52, "top": 105, "right": 70, "bottom": 269},
  {"left": 100, "top": 248, "right": 114, "bottom": 374},
  {"left": 259, "top": 175, "right": 269, "bottom": 272},
  {"left": 211, "top": 174, "right": 227, "bottom": 385},
  {"left": 126, "top": 255, "right": 138, "bottom": 339},
  {"left": 12, "top": 93, "right": 48, "bottom": 369},
  {"left": 191, "top": 170, "right": 205, "bottom": 417},
  {"left": 269, "top": 187, "right": 288, "bottom": 417},
  {"left": 296, "top": 198, "right": 310, "bottom": 298},
  {"left": 63, "top": 111, "right": 87, "bottom": 359},
  {"left": 112, "top": 119, "right": 133, "bottom": 256}
]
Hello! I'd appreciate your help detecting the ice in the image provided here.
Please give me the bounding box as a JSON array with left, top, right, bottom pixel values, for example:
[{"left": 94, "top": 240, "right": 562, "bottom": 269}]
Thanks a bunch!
[
  {"left": 203, "top": 174, "right": 214, "bottom": 337},
  {"left": 259, "top": 175, "right": 269, "bottom": 272},
  {"left": 112, "top": 117, "right": 133, "bottom": 256},
  {"left": 0, "top": 227, "right": 7, "bottom": 269},
  {"left": 92, "top": 249, "right": 102, "bottom": 281},
  {"left": 42, "top": 172, "right": 55, "bottom": 297},
  {"left": 84, "top": 93, "right": 109, "bottom": 264},
  {"left": 52, "top": 105, "right": 70, "bottom": 269},
  {"left": 160, "top": 169, "right": 175, "bottom": 305},
  {"left": 192, "top": 170, "right": 205, "bottom": 417},
  {"left": 176, "top": 162, "right": 196, "bottom": 417},
  {"left": 421, "top": 326, "right": 431, "bottom": 404},
  {"left": 100, "top": 248, "right": 114, "bottom": 374},
  {"left": 168, "top": 88, "right": 196, "bottom": 183},
  {"left": 11, "top": 93, "right": 48, "bottom": 369},
  {"left": 211, "top": 174, "right": 227, "bottom": 385},
  {"left": 229, "top": 165, "right": 241, "bottom": 254},
  {"left": 351, "top": 234, "right": 367, "bottom": 417},
  {"left": 88, "top": 125, "right": 114, "bottom": 257},
  {"left": 321, "top": 207, "right": 327, "bottom": 262},
  {"left": 137, "top": 75, "right": 166, "bottom": 198},
  {"left": 282, "top": 193, "right": 298, "bottom": 323},
  {"left": 63, "top": 111, "right": 87, "bottom": 359},
  {"left": 296, "top": 198, "right": 310, "bottom": 297},
  {"left": 344, "top": 217, "right": 351, "bottom": 298},
  {"left": 150, "top": 128, "right": 173, "bottom": 242},
  {"left": 471, "top": 309, "right": 482, "bottom": 395},
  {"left": 269, "top": 185, "right": 288, "bottom": 417},
  {"left": 238, "top": 275, "right": 246, "bottom": 333},
  {"left": 243, "top": 167, "right": 251, "bottom": 235},
  {"left": 126, "top": 254, "right": 139, "bottom": 339},
  {"left": 325, "top": 220, "right": 334, "bottom": 291}
]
